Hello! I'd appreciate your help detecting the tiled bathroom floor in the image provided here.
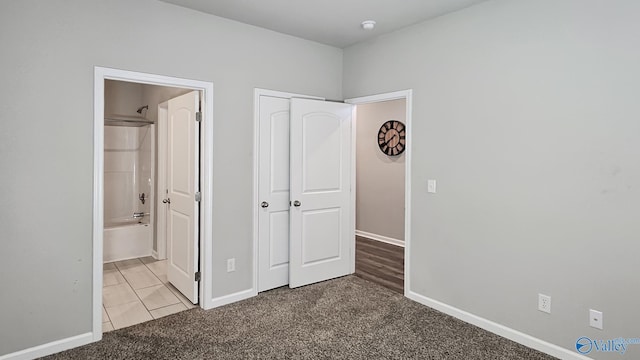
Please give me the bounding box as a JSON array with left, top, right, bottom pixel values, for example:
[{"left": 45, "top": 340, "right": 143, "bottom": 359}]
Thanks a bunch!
[{"left": 102, "top": 257, "right": 196, "bottom": 332}]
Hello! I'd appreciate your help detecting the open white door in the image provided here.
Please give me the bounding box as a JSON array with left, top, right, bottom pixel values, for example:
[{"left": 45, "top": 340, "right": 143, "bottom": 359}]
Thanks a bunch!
[
  {"left": 167, "top": 91, "right": 200, "bottom": 303},
  {"left": 258, "top": 96, "right": 291, "bottom": 291},
  {"left": 289, "top": 98, "right": 353, "bottom": 288}
]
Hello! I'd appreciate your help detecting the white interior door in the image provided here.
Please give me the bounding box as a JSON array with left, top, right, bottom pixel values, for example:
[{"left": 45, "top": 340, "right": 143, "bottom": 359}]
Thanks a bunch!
[
  {"left": 289, "top": 98, "right": 353, "bottom": 288},
  {"left": 258, "top": 96, "right": 291, "bottom": 292},
  {"left": 167, "top": 91, "right": 200, "bottom": 303}
]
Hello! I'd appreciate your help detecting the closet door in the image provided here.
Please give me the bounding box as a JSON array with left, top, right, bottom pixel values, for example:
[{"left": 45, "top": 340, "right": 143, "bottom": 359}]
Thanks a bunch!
[
  {"left": 257, "top": 96, "right": 291, "bottom": 292},
  {"left": 288, "top": 98, "right": 353, "bottom": 288}
]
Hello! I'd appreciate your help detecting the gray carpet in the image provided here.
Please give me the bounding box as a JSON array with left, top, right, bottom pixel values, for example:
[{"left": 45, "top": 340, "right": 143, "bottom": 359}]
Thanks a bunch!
[{"left": 44, "top": 276, "right": 557, "bottom": 359}]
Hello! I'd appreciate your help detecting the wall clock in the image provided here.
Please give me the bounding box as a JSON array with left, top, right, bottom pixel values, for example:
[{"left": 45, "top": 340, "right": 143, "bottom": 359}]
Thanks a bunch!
[{"left": 378, "top": 120, "right": 406, "bottom": 156}]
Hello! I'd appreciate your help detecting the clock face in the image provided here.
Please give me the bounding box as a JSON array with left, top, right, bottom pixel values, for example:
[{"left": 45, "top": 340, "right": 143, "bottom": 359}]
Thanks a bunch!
[{"left": 378, "top": 120, "right": 406, "bottom": 156}]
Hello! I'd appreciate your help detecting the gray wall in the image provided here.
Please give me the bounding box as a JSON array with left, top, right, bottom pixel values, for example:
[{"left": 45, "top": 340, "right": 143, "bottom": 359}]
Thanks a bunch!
[
  {"left": 356, "top": 100, "right": 405, "bottom": 241},
  {"left": 344, "top": 0, "right": 640, "bottom": 358},
  {"left": 0, "top": 0, "right": 341, "bottom": 355},
  {"left": 105, "top": 80, "right": 144, "bottom": 117}
]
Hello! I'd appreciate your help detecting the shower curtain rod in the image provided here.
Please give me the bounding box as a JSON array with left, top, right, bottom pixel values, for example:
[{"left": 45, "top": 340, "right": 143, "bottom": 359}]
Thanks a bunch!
[{"left": 104, "top": 115, "right": 154, "bottom": 127}]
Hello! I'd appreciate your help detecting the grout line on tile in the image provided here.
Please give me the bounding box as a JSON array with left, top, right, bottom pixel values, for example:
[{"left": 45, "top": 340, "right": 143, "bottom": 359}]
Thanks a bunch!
[
  {"left": 104, "top": 299, "right": 142, "bottom": 311},
  {"left": 103, "top": 305, "right": 112, "bottom": 323},
  {"left": 104, "top": 256, "right": 189, "bottom": 325},
  {"left": 107, "top": 258, "right": 154, "bottom": 320}
]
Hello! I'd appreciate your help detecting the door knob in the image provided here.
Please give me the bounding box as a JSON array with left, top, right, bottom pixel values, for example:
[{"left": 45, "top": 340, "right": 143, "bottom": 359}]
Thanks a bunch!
[
  {"left": 261, "top": 201, "right": 269, "bottom": 208},
  {"left": 162, "top": 198, "right": 170, "bottom": 204},
  {"left": 293, "top": 200, "right": 301, "bottom": 207}
]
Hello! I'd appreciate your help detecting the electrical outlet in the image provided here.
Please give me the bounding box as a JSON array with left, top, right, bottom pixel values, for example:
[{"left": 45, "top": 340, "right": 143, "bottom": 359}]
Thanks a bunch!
[
  {"left": 538, "top": 294, "right": 551, "bottom": 313},
  {"left": 227, "top": 258, "right": 235, "bottom": 272},
  {"left": 590, "top": 309, "right": 603, "bottom": 330},
  {"left": 427, "top": 179, "right": 437, "bottom": 193}
]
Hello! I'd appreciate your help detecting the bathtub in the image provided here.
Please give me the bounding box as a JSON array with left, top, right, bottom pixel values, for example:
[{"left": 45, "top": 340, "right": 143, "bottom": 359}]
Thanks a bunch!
[{"left": 104, "top": 217, "right": 153, "bottom": 263}]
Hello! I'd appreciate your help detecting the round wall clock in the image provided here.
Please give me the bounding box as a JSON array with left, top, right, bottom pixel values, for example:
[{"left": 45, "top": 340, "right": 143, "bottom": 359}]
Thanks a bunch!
[{"left": 377, "top": 120, "right": 406, "bottom": 156}]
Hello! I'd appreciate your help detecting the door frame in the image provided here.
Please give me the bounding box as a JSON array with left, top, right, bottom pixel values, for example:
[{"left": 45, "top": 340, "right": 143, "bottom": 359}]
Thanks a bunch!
[
  {"left": 252, "top": 88, "right": 323, "bottom": 295},
  {"left": 156, "top": 101, "right": 169, "bottom": 260},
  {"left": 345, "top": 90, "right": 413, "bottom": 296},
  {"left": 93, "top": 67, "right": 215, "bottom": 342}
]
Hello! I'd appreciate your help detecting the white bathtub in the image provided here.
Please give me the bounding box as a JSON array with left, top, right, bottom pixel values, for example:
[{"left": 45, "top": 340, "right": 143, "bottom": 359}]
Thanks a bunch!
[{"left": 104, "top": 218, "right": 153, "bottom": 263}]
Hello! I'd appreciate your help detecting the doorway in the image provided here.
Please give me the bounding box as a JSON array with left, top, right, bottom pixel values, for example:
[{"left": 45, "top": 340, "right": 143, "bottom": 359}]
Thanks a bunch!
[
  {"left": 346, "top": 90, "right": 412, "bottom": 296},
  {"left": 101, "top": 80, "right": 198, "bottom": 331},
  {"left": 351, "top": 98, "right": 407, "bottom": 294},
  {"left": 253, "top": 89, "right": 412, "bottom": 296},
  {"left": 93, "top": 67, "right": 215, "bottom": 341}
]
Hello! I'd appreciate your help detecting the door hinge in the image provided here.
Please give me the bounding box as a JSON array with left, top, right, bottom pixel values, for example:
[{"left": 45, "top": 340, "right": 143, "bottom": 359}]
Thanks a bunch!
[
  {"left": 195, "top": 272, "right": 201, "bottom": 282},
  {"left": 196, "top": 111, "right": 202, "bottom": 122},
  {"left": 195, "top": 192, "right": 201, "bottom": 202}
]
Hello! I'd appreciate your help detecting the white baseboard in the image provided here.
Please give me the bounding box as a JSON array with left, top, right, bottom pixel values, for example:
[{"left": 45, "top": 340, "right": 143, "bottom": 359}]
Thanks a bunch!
[
  {"left": 355, "top": 230, "right": 404, "bottom": 247},
  {"left": 406, "top": 291, "right": 591, "bottom": 360},
  {"left": 0, "top": 332, "right": 94, "bottom": 360},
  {"left": 208, "top": 288, "right": 255, "bottom": 309},
  {"left": 150, "top": 250, "right": 167, "bottom": 261}
]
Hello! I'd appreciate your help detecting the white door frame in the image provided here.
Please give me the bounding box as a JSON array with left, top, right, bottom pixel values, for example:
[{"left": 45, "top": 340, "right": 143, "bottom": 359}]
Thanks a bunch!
[
  {"left": 156, "top": 101, "right": 169, "bottom": 260},
  {"left": 252, "top": 88, "right": 323, "bottom": 295},
  {"left": 93, "top": 67, "right": 215, "bottom": 342},
  {"left": 345, "top": 90, "right": 413, "bottom": 297}
]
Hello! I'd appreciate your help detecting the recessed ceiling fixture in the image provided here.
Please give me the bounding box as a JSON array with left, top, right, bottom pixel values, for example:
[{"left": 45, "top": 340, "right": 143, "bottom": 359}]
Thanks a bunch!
[{"left": 361, "top": 20, "right": 376, "bottom": 31}]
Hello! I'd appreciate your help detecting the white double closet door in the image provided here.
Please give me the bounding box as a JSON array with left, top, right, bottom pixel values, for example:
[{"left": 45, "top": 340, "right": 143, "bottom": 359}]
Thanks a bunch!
[{"left": 258, "top": 95, "right": 353, "bottom": 291}]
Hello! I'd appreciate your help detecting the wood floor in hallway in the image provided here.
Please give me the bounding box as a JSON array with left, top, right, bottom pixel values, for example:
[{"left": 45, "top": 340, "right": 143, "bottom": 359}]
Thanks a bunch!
[{"left": 355, "top": 236, "right": 404, "bottom": 294}]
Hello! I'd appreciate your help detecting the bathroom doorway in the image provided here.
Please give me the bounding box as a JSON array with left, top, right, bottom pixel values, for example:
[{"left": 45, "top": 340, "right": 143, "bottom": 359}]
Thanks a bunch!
[
  {"left": 102, "top": 80, "right": 196, "bottom": 331},
  {"left": 93, "top": 67, "right": 214, "bottom": 341}
]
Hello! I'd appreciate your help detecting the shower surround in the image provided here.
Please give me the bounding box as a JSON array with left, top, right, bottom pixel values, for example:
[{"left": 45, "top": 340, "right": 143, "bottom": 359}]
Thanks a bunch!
[{"left": 103, "top": 124, "right": 154, "bottom": 262}]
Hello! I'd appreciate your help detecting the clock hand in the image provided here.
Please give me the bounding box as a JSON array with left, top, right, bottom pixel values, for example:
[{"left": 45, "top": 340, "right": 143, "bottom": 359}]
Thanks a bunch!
[{"left": 385, "top": 133, "right": 398, "bottom": 146}]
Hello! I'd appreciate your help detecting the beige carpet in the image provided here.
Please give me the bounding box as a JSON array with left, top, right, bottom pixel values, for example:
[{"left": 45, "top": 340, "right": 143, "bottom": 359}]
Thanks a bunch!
[{"left": 44, "top": 276, "right": 557, "bottom": 359}]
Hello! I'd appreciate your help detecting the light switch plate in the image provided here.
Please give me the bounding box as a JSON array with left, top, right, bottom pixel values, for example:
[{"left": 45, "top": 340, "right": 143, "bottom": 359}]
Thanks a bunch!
[
  {"left": 427, "top": 179, "right": 437, "bottom": 193},
  {"left": 227, "top": 258, "right": 236, "bottom": 272}
]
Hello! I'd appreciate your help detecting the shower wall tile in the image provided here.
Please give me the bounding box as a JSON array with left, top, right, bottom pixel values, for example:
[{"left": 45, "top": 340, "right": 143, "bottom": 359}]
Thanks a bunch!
[
  {"left": 104, "top": 126, "right": 139, "bottom": 150},
  {"left": 104, "top": 151, "right": 136, "bottom": 173},
  {"left": 104, "top": 125, "right": 153, "bottom": 222},
  {"left": 136, "top": 125, "right": 154, "bottom": 216},
  {"left": 104, "top": 172, "right": 135, "bottom": 220}
]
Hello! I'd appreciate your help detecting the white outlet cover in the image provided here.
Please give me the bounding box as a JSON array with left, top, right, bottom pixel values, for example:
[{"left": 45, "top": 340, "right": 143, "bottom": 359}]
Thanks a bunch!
[
  {"left": 590, "top": 309, "right": 603, "bottom": 330},
  {"left": 538, "top": 294, "right": 551, "bottom": 313}
]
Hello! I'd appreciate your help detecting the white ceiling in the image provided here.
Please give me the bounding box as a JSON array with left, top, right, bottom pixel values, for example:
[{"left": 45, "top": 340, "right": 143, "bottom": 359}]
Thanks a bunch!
[{"left": 159, "top": 0, "right": 489, "bottom": 48}]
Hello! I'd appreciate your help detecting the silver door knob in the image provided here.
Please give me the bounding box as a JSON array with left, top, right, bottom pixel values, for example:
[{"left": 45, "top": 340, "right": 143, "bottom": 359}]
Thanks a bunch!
[
  {"left": 293, "top": 200, "right": 301, "bottom": 207},
  {"left": 261, "top": 201, "right": 269, "bottom": 208}
]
